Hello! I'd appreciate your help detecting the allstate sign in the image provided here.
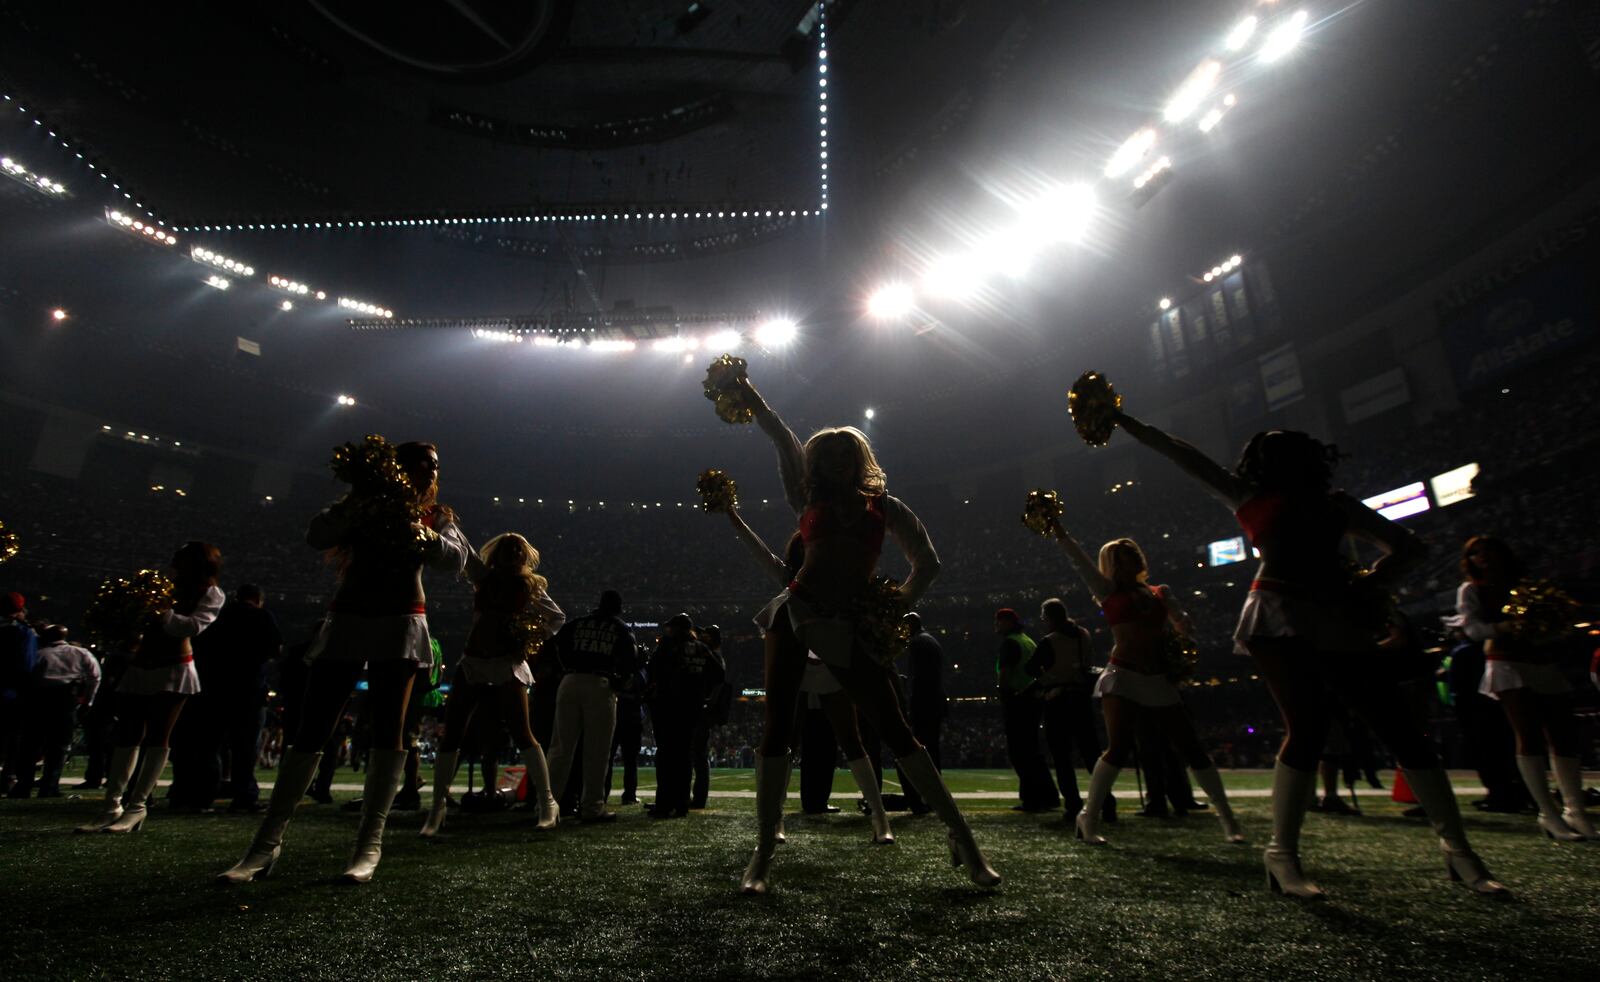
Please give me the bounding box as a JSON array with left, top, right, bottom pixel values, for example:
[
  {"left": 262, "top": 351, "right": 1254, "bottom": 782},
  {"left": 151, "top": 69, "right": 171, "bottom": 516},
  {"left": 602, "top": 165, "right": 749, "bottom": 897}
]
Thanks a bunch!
[{"left": 1438, "top": 254, "right": 1595, "bottom": 389}]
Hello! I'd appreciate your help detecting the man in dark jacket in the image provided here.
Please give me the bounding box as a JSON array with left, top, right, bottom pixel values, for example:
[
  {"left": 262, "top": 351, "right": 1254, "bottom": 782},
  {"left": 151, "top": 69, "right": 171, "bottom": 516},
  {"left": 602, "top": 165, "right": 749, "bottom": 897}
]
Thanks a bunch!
[
  {"left": 900, "top": 612, "right": 947, "bottom": 814},
  {"left": 647, "top": 614, "right": 725, "bottom": 818},
  {"left": 995, "top": 607, "right": 1058, "bottom": 812},
  {"left": 689, "top": 624, "right": 731, "bottom": 809},
  {"left": 177, "top": 585, "right": 282, "bottom": 812},
  {"left": 546, "top": 590, "right": 637, "bottom": 822},
  {"left": 607, "top": 641, "right": 650, "bottom": 806}
]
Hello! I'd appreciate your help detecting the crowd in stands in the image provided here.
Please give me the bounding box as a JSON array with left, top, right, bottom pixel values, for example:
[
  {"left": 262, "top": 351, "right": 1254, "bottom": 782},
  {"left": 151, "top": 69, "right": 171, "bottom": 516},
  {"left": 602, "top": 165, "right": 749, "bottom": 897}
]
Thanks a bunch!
[{"left": 2, "top": 344, "right": 1597, "bottom": 787}]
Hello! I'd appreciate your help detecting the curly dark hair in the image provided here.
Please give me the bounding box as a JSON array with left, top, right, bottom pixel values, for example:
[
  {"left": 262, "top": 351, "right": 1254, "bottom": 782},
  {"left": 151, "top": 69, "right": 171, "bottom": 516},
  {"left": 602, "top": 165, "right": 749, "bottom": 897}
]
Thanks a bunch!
[{"left": 1235, "top": 430, "right": 1340, "bottom": 494}]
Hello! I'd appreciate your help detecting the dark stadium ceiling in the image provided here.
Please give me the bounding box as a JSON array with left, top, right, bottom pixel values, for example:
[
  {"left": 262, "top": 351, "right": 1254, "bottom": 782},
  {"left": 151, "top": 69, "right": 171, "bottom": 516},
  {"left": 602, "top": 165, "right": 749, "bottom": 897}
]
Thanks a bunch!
[
  {"left": 1, "top": 0, "right": 1597, "bottom": 498},
  {"left": 0, "top": 0, "right": 826, "bottom": 227}
]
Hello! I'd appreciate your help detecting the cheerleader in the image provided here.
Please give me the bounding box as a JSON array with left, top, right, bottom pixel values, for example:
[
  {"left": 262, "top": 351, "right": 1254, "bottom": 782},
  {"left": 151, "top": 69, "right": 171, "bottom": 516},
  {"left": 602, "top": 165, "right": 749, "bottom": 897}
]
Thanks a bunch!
[
  {"left": 1116, "top": 419, "right": 1507, "bottom": 898},
  {"left": 733, "top": 379, "right": 998, "bottom": 893},
  {"left": 1040, "top": 522, "right": 1245, "bottom": 846},
  {"left": 77, "top": 542, "right": 224, "bottom": 833},
  {"left": 219, "top": 442, "right": 468, "bottom": 884},
  {"left": 723, "top": 505, "right": 894, "bottom": 845},
  {"left": 1453, "top": 536, "right": 1593, "bottom": 840},
  {"left": 421, "top": 532, "right": 566, "bottom": 837}
]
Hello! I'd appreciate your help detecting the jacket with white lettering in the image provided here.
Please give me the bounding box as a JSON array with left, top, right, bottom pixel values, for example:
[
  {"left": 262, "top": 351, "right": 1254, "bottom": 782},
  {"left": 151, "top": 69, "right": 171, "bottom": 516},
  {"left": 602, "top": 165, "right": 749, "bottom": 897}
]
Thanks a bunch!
[{"left": 552, "top": 611, "right": 637, "bottom": 680}]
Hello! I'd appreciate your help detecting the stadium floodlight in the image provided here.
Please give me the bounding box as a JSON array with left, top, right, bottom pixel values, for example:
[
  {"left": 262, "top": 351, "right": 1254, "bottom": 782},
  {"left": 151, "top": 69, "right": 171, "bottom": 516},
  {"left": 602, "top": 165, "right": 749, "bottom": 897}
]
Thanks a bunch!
[
  {"left": 1163, "top": 61, "right": 1221, "bottom": 123},
  {"left": 1104, "top": 128, "right": 1157, "bottom": 179},
  {"left": 268, "top": 275, "right": 313, "bottom": 296},
  {"left": 864, "top": 408, "right": 876, "bottom": 420},
  {"left": 1198, "top": 108, "right": 1224, "bottom": 133},
  {"left": 921, "top": 254, "right": 983, "bottom": 300},
  {"left": 338, "top": 297, "right": 393, "bottom": 318},
  {"left": 204, "top": 274, "right": 231, "bottom": 290},
  {"left": 51, "top": 307, "right": 68, "bottom": 321},
  {"left": 336, "top": 394, "right": 356, "bottom": 406},
  {"left": 1259, "top": 10, "right": 1309, "bottom": 63},
  {"left": 1133, "top": 155, "right": 1173, "bottom": 190},
  {"left": 705, "top": 329, "right": 743, "bottom": 350},
  {"left": 1225, "top": 16, "right": 1258, "bottom": 52},
  {"left": 755, "top": 317, "right": 798, "bottom": 347},
  {"left": 1229, "top": 254, "right": 1242, "bottom": 266},
  {"left": 978, "top": 232, "right": 1036, "bottom": 279},
  {"left": 106, "top": 208, "right": 178, "bottom": 246},
  {"left": 1018, "top": 183, "right": 1096, "bottom": 247},
  {"left": 1158, "top": 297, "right": 1172, "bottom": 311},
  {"left": 191, "top": 246, "right": 255, "bottom": 277},
  {"left": 1, "top": 155, "right": 67, "bottom": 196},
  {"left": 280, "top": 300, "right": 293, "bottom": 311},
  {"left": 866, "top": 283, "right": 915, "bottom": 320}
]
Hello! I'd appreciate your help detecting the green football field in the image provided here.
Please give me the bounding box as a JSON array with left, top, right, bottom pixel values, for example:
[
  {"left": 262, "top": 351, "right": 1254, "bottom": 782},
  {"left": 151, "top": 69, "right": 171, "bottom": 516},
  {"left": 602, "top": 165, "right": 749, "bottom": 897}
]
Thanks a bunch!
[{"left": 2, "top": 767, "right": 1597, "bottom": 980}]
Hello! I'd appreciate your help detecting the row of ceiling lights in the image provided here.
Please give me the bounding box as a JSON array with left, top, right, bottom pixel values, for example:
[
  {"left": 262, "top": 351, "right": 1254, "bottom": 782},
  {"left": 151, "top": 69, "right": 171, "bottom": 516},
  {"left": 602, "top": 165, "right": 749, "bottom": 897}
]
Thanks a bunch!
[
  {"left": 817, "top": 3, "right": 830, "bottom": 212},
  {"left": 174, "top": 209, "right": 820, "bottom": 233},
  {"left": 867, "top": 5, "right": 1312, "bottom": 325},
  {"left": 468, "top": 317, "right": 798, "bottom": 355},
  {"left": 5, "top": 93, "right": 159, "bottom": 222}
]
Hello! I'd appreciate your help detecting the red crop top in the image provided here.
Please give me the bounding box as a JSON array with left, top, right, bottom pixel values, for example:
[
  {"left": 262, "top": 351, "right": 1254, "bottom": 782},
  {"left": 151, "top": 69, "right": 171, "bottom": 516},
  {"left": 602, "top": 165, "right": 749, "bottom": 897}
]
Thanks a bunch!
[
  {"left": 1101, "top": 587, "right": 1168, "bottom": 629},
  {"left": 799, "top": 495, "right": 887, "bottom": 552},
  {"left": 1235, "top": 492, "right": 1347, "bottom": 554}
]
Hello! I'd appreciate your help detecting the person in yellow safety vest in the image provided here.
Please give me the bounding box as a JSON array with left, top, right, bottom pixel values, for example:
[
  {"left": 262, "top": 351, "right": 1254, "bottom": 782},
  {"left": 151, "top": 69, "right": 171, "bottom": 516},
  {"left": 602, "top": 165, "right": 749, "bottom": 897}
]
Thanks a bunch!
[{"left": 994, "top": 608, "right": 1058, "bottom": 812}]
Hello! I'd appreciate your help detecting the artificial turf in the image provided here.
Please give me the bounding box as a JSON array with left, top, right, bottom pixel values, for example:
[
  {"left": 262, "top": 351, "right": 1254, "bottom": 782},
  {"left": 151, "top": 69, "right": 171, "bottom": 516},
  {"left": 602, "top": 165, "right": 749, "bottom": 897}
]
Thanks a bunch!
[{"left": 2, "top": 768, "right": 1597, "bottom": 980}]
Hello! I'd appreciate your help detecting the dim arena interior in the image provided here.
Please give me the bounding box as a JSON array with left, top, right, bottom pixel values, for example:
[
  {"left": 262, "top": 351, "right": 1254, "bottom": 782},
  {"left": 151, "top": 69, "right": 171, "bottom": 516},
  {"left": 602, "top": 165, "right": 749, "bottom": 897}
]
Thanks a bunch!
[{"left": 1, "top": 2, "right": 1598, "bottom": 979}]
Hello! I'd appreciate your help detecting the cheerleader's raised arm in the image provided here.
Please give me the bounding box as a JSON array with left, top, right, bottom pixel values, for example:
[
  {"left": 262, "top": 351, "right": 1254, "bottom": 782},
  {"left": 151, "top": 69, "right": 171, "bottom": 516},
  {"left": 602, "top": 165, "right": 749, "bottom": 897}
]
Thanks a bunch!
[
  {"left": 741, "top": 379, "right": 807, "bottom": 515},
  {"left": 882, "top": 495, "right": 940, "bottom": 606}
]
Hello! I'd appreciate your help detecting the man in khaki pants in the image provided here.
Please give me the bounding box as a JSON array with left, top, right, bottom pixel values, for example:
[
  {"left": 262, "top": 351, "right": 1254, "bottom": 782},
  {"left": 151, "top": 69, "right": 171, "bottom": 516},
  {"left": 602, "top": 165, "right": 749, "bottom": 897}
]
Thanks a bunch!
[{"left": 546, "top": 591, "right": 637, "bottom": 822}]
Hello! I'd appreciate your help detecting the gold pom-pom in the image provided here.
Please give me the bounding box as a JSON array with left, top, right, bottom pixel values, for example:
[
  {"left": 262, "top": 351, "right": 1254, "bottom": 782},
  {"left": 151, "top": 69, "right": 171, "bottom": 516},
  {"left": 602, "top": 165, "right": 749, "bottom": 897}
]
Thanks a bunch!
[
  {"left": 1160, "top": 632, "right": 1200, "bottom": 682},
  {"left": 83, "top": 569, "right": 176, "bottom": 648},
  {"left": 331, "top": 434, "right": 414, "bottom": 497},
  {"left": 328, "top": 434, "right": 433, "bottom": 558},
  {"left": 0, "top": 519, "right": 17, "bottom": 564},
  {"left": 1067, "top": 371, "right": 1122, "bottom": 447},
  {"left": 702, "top": 354, "right": 755, "bottom": 424},
  {"left": 1502, "top": 579, "right": 1580, "bottom": 646},
  {"left": 855, "top": 577, "right": 912, "bottom": 666},
  {"left": 509, "top": 607, "right": 548, "bottom": 662},
  {"left": 1021, "top": 490, "right": 1064, "bottom": 537},
  {"left": 696, "top": 469, "right": 739, "bottom": 513}
]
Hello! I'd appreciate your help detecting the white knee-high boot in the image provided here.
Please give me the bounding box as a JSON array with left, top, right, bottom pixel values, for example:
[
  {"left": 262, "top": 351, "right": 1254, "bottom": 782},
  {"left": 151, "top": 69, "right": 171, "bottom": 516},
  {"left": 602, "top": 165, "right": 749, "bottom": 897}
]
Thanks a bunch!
[
  {"left": 1405, "top": 767, "right": 1510, "bottom": 897},
  {"left": 1076, "top": 757, "right": 1120, "bottom": 845},
  {"left": 776, "top": 757, "right": 792, "bottom": 844},
  {"left": 420, "top": 751, "right": 458, "bottom": 838},
  {"left": 106, "top": 747, "right": 169, "bottom": 833},
  {"left": 77, "top": 745, "right": 138, "bottom": 833},
  {"left": 522, "top": 744, "right": 558, "bottom": 830},
  {"left": 846, "top": 756, "right": 894, "bottom": 844},
  {"left": 1551, "top": 757, "right": 1596, "bottom": 838},
  {"left": 896, "top": 747, "right": 1001, "bottom": 887},
  {"left": 1517, "top": 754, "right": 1583, "bottom": 840},
  {"left": 217, "top": 751, "right": 323, "bottom": 884},
  {"left": 1191, "top": 766, "right": 1246, "bottom": 843},
  {"left": 340, "top": 748, "right": 407, "bottom": 883},
  {"left": 1264, "top": 761, "right": 1323, "bottom": 899},
  {"left": 742, "top": 755, "right": 790, "bottom": 894}
]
